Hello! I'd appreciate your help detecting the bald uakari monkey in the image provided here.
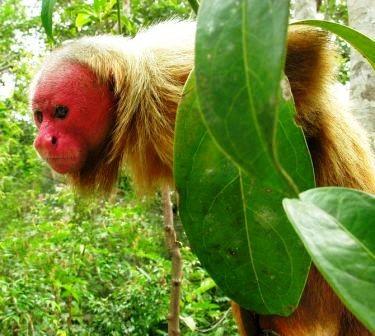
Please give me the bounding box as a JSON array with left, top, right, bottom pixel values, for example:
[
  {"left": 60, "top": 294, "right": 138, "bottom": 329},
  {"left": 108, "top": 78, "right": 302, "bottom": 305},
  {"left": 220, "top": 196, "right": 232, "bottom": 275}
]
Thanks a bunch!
[{"left": 30, "top": 21, "right": 375, "bottom": 336}]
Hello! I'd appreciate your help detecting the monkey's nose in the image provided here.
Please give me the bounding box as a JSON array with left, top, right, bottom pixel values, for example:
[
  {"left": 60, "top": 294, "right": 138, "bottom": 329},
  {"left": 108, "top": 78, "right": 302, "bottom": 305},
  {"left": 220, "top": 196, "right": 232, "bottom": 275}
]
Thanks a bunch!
[{"left": 34, "top": 134, "right": 59, "bottom": 157}]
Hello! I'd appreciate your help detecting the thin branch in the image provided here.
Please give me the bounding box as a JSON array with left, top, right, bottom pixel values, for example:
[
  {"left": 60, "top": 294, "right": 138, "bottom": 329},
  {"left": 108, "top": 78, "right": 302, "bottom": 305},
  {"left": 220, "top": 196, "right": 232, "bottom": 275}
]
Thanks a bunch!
[
  {"left": 162, "top": 186, "right": 182, "bottom": 336},
  {"left": 116, "top": 0, "right": 122, "bottom": 34},
  {"left": 198, "top": 307, "right": 231, "bottom": 333},
  {"left": 188, "top": 0, "right": 199, "bottom": 14}
]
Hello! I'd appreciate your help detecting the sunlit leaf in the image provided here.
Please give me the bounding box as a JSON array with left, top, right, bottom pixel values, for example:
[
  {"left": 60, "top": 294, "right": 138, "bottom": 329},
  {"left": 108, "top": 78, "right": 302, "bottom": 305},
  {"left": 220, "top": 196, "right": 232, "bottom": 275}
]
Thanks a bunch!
[
  {"left": 75, "top": 13, "right": 92, "bottom": 30},
  {"left": 93, "top": 0, "right": 106, "bottom": 14}
]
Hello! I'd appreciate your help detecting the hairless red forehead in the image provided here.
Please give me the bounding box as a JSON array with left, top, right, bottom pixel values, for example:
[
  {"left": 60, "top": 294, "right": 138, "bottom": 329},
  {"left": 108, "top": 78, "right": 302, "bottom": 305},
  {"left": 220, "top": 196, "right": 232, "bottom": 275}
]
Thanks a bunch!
[{"left": 33, "top": 62, "right": 104, "bottom": 107}]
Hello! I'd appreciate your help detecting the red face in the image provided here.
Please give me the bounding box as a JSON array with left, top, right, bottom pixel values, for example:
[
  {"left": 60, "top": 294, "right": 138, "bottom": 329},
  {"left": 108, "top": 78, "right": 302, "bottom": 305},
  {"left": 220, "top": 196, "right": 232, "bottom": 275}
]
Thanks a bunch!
[{"left": 32, "top": 62, "right": 114, "bottom": 174}]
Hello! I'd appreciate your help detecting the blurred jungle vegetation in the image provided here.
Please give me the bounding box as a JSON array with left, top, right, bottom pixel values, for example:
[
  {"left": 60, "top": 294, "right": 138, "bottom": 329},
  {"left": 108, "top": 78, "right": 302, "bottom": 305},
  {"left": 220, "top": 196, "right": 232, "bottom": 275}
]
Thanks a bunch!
[{"left": 0, "top": 0, "right": 350, "bottom": 334}]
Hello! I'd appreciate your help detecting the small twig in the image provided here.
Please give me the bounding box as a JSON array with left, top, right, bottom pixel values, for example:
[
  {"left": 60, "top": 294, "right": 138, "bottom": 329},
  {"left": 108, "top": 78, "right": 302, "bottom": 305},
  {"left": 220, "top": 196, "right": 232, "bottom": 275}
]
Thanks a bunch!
[
  {"left": 116, "top": 0, "right": 122, "bottom": 34},
  {"left": 198, "top": 307, "right": 231, "bottom": 333},
  {"left": 187, "top": 0, "right": 199, "bottom": 14},
  {"left": 162, "top": 186, "right": 182, "bottom": 336}
]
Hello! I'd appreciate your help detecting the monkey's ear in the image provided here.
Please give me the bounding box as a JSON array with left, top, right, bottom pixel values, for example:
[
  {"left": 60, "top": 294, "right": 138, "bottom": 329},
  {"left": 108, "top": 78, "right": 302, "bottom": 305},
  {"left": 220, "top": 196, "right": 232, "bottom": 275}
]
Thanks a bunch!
[{"left": 285, "top": 26, "right": 337, "bottom": 107}]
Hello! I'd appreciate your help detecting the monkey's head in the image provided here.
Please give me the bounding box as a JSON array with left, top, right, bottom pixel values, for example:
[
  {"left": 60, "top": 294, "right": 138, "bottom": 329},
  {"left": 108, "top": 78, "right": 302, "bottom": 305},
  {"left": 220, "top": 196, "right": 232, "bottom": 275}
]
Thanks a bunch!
[
  {"left": 30, "top": 34, "right": 185, "bottom": 194},
  {"left": 32, "top": 62, "right": 115, "bottom": 176}
]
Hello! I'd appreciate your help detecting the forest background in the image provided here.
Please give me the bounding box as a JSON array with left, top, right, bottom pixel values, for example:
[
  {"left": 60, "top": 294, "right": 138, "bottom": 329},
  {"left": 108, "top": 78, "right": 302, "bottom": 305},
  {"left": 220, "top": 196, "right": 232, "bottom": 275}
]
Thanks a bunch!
[{"left": 0, "top": 0, "right": 373, "bottom": 335}]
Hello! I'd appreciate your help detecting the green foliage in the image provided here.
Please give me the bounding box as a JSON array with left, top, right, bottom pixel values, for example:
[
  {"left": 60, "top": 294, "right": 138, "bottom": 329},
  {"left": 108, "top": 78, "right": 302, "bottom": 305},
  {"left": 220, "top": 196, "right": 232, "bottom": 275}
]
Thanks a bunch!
[
  {"left": 40, "top": 0, "right": 194, "bottom": 41},
  {"left": 283, "top": 188, "right": 375, "bottom": 332},
  {"left": 2, "top": 0, "right": 374, "bottom": 333},
  {"left": 175, "top": 0, "right": 315, "bottom": 315},
  {"left": 316, "top": 0, "right": 350, "bottom": 83},
  {"left": 175, "top": 74, "right": 312, "bottom": 315},
  {"left": 187, "top": 0, "right": 199, "bottom": 14},
  {"left": 0, "top": 187, "right": 236, "bottom": 335},
  {"left": 319, "top": 0, "right": 348, "bottom": 25},
  {"left": 41, "top": 0, "right": 57, "bottom": 40}
]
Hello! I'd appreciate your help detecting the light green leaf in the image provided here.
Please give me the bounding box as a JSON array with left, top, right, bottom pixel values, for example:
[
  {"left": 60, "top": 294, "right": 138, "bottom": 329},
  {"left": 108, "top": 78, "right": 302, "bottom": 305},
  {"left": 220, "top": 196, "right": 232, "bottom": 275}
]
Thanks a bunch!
[
  {"left": 41, "top": 0, "right": 56, "bottom": 40},
  {"left": 194, "top": 278, "right": 216, "bottom": 295},
  {"left": 93, "top": 0, "right": 106, "bottom": 14},
  {"left": 293, "top": 20, "right": 375, "bottom": 69},
  {"left": 105, "top": 0, "right": 118, "bottom": 13},
  {"left": 174, "top": 74, "right": 311, "bottom": 315},
  {"left": 75, "top": 13, "right": 92, "bottom": 30},
  {"left": 283, "top": 187, "right": 375, "bottom": 332}
]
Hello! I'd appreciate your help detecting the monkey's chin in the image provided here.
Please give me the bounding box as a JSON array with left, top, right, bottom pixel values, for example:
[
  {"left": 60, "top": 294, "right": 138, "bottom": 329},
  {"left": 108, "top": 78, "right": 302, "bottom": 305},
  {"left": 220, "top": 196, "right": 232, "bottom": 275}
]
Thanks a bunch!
[{"left": 45, "top": 156, "right": 83, "bottom": 175}]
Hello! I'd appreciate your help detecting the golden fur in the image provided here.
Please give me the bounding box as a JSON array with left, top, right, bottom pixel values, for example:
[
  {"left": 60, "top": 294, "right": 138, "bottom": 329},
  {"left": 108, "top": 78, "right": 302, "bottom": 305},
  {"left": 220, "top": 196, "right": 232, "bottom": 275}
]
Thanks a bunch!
[
  {"left": 32, "top": 21, "right": 375, "bottom": 335},
  {"left": 32, "top": 21, "right": 195, "bottom": 193}
]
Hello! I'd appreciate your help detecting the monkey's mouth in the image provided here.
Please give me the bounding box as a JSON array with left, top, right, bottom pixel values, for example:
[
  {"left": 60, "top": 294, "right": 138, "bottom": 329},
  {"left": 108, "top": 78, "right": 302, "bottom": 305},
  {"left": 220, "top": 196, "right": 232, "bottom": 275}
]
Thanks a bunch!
[
  {"left": 46, "top": 156, "right": 78, "bottom": 161},
  {"left": 45, "top": 156, "right": 83, "bottom": 174}
]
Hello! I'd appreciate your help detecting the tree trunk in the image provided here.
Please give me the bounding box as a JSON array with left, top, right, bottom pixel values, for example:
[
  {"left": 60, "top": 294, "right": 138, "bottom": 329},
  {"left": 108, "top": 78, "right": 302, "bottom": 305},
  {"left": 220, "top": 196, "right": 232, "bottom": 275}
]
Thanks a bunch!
[
  {"left": 293, "top": 0, "right": 317, "bottom": 19},
  {"left": 347, "top": 0, "right": 375, "bottom": 150}
]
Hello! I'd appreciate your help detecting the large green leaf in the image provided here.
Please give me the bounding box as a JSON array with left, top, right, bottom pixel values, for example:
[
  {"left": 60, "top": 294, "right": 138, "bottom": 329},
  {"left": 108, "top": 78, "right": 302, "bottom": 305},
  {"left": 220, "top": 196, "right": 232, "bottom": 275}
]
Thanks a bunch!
[
  {"left": 174, "top": 74, "right": 311, "bottom": 315},
  {"left": 41, "top": 0, "right": 56, "bottom": 40},
  {"left": 176, "top": 0, "right": 314, "bottom": 314},
  {"left": 195, "top": 0, "right": 313, "bottom": 188},
  {"left": 293, "top": 20, "right": 375, "bottom": 69},
  {"left": 283, "top": 187, "right": 375, "bottom": 332}
]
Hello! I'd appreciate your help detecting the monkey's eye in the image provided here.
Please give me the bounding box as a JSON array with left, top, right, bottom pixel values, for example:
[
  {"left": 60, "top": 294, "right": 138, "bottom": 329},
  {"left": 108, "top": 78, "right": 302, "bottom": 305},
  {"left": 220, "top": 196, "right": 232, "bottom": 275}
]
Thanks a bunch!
[
  {"left": 54, "top": 105, "right": 69, "bottom": 119},
  {"left": 34, "top": 109, "right": 43, "bottom": 124}
]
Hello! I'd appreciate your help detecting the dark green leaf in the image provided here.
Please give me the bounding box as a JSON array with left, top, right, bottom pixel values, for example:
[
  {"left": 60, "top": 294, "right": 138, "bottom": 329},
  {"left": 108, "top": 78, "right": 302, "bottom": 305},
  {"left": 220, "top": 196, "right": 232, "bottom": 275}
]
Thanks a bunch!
[
  {"left": 293, "top": 20, "right": 375, "bottom": 69},
  {"left": 174, "top": 74, "right": 311, "bottom": 315},
  {"left": 283, "top": 187, "right": 375, "bottom": 332},
  {"left": 196, "top": 0, "right": 313, "bottom": 187},
  {"left": 41, "top": 0, "right": 56, "bottom": 40},
  {"left": 177, "top": 0, "right": 315, "bottom": 314},
  {"left": 187, "top": 0, "right": 199, "bottom": 14}
]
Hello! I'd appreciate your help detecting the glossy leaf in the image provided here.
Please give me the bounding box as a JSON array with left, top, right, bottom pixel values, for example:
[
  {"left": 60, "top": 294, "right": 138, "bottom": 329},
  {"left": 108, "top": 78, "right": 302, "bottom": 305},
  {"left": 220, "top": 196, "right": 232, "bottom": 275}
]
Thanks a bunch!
[
  {"left": 174, "top": 74, "right": 311, "bottom": 315},
  {"left": 195, "top": 0, "right": 313, "bottom": 187},
  {"left": 41, "top": 0, "right": 56, "bottom": 40},
  {"left": 293, "top": 20, "right": 375, "bottom": 69},
  {"left": 176, "top": 0, "right": 315, "bottom": 314},
  {"left": 283, "top": 187, "right": 375, "bottom": 332}
]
